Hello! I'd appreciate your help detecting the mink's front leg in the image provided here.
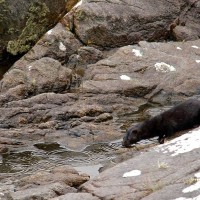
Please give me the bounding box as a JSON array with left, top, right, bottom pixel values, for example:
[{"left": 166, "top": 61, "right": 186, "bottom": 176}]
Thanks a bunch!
[{"left": 158, "top": 134, "right": 165, "bottom": 144}]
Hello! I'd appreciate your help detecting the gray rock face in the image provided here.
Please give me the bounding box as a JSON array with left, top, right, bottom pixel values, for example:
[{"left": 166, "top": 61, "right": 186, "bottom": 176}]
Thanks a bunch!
[
  {"left": 0, "top": 0, "right": 78, "bottom": 59},
  {"left": 2, "top": 165, "right": 89, "bottom": 200},
  {"left": 82, "top": 39, "right": 200, "bottom": 104},
  {"left": 1, "top": 39, "right": 200, "bottom": 144},
  {"left": 71, "top": 0, "right": 181, "bottom": 47},
  {"left": 172, "top": 25, "right": 199, "bottom": 41},
  {"left": 175, "top": 0, "right": 200, "bottom": 41},
  {"left": 81, "top": 128, "right": 200, "bottom": 199},
  {"left": 50, "top": 193, "right": 100, "bottom": 200},
  {"left": 9, "top": 182, "right": 74, "bottom": 200},
  {"left": 19, "top": 165, "right": 89, "bottom": 188},
  {"left": 63, "top": 0, "right": 200, "bottom": 48},
  {"left": 0, "top": 57, "right": 72, "bottom": 100},
  {"left": 4, "top": 37, "right": 200, "bottom": 105},
  {"left": 67, "top": 46, "right": 103, "bottom": 70},
  {"left": 24, "top": 23, "right": 83, "bottom": 65}
]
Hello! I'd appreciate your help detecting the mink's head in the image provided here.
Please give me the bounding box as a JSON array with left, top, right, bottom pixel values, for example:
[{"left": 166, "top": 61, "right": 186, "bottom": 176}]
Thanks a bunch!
[{"left": 122, "top": 124, "right": 142, "bottom": 147}]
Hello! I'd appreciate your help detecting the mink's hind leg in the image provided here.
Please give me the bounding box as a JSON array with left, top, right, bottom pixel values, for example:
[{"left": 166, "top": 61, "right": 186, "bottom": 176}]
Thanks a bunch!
[
  {"left": 158, "top": 135, "right": 165, "bottom": 144},
  {"left": 158, "top": 126, "right": 174, "bottom": 144}
]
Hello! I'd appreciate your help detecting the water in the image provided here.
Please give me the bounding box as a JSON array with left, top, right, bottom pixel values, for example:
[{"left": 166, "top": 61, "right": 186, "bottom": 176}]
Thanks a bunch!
[
  {"left": 0, "top": 104, "right": 169, "bottom": 177},
  {"left": 0, "top": 140, "right": 123, "bottom": 176}
]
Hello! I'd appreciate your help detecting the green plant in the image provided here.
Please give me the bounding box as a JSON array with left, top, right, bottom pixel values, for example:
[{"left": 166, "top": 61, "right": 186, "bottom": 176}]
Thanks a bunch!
[
  {"left": 157, "top": 160, "right": 169, "bottom": 169},
  {"left": 143, "top": 177, "right": 164, "bottom": 193},
  {"left": 184, "top": 177, "right": 198, "bottom": 185}
]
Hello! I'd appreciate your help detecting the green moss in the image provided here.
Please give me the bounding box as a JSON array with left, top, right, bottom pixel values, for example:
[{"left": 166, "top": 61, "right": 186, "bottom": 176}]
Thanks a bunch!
[
  {"left": 7, "top": 28, "right": 15, "bottom": 34},
  {"left": 0, "top": 1, "right": 9, "bottom": 35},
  {"left": 7, "top": 2, "right": 50, "bottom": 55},
  {"left": 66, "top": 0, "right": 78, "bottom": 12},
  {"left": 7, "top": 40, "right": 30, "bottom": 55},
  {"left": 0, "top": 1, "right": 8, "bottom": 23},
  {"left": 75, "top": 10, "right": 87, "bottom": 21}
]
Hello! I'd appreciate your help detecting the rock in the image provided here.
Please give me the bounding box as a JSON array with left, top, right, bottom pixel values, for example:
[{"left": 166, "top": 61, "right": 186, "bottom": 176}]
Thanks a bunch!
[
  {"left": 94, "top": 113, "right": 113, "bottom": 123},
  {"left": 172, "top": 25, "right": 199, "bottom": 41},
  {"left": 1, "top": 40, "right": 200, "bottom": 149},
  {"left": 0, "top": 57, "right": 72, "bottom": 100},
  {"left": 24, "top": 23, "right": 83, "bottom": 65},
  {"left": 3, "top": 21, "right": 83, "bottom": 70},
  {"left": 51, "top": 165, "right": 79, "bottom": 174},
  {"left": 9, "top": 182, "right": 75, "bottom": 200},
  {"left": 67, "top": 46, "right": 103, "bottom": 69},
  {"left": 0, "top": 0, "right": 78, "bottom": 59},
  {"left": 38, "top": 120, "right": 56, "bottom": 129},
  {"left": 2, "top": 164, "right": 90, "bottom": 200},
  {"left": 82, "top": 80, "right": 155, "bottom": 97},
  {"left": 4, "top": 5, "right": 200, "bottom": 105},
  {"left": 82, "top": 39, "right": 200, "bottom": 104},
  {"left": 80, "top": 127, "right": 200, "bottom": 199},
  {"left": 50, "top": 193, "right": 100, "bottom": 200},
  {"left": 62, "top": 0, "right": 200, "bottom": 47},
  {"left": 78, "top": 47, "right": 103, "bottom": 65},
  {"left": 1, "top": 1, "right": 200, "bottom": 199},
  {"left": 68, "top": 104, "right": 105, "bottom": 118},
  {"left": 68, "top": 0, "right": 183, "bottom": 48},
  {"left": 0, "top": 145, "right": 8, "bottom": 154},
  {"left": 19, "top": 165, "right": 89, "bottom": 188},
  {"left": 175, "top": 0, "right": 200, "bottom": 41}
]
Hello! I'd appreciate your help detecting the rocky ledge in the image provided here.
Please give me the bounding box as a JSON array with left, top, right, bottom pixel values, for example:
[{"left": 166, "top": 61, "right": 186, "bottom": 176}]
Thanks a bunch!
[{"left": 80, "top": 128, "right": 200, "bottom": 200}]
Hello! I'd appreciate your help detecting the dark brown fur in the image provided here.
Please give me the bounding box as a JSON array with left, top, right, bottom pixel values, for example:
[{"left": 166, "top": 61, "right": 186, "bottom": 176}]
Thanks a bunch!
[{"left": 122, "top": 99, "right": 200, "bottom": 147}]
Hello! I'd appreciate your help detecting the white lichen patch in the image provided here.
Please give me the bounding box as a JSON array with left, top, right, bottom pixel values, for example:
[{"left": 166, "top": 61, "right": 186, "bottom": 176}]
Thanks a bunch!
[
  {"left": 154, "top": 62, "right": 176, "bottom": 73},
  {"left": 195, "top": 60, "right": 200, "bottom": 63},
  {"left": 182, "top": 172, "right": 200, "bottom": 193},
  {"left": 120, "top": 75, "right": 131, "bottom": 80},
  {"left": 47, "top": 29, "right": 53, "bottom": 35},
  {"left": 182, "top": 181, "right": 200, "bottom": 194},
  {"left": 0, "top": 192, "right": 4, "bottom": 197},
  {"left": 59, "top": 42, "right": 66, "bottom": 51},
  {"left": 28, "top": 65, "right": 32, "bottom": 71},
  {"left": 195, "top": 172, "right": 200, "bottom": 178},
  {"left": 174, "top": 195, "right": 200, "bottom": 200},
  {"left": 132, "top": 49, "right": 142, "bottom": 57},
  {"left": 74, "top": 0, "right": 83, "bottom": 8},
  {"left": 156, "top": 128, "right": 200, "bottom": 156},
  {"left": 192, "top": 45, "right": 199, "bottom": 49},
  {"left": 123, "top": 170, "right": 141, "bottom": 178},
  {"left": 176, "top": 47, "right": 182, "bottom": 50}
]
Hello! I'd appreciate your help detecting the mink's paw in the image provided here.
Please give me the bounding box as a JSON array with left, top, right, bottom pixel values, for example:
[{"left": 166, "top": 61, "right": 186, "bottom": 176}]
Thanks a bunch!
[{"left": 158, "top": 135, "right": 165, "bottom": 144}]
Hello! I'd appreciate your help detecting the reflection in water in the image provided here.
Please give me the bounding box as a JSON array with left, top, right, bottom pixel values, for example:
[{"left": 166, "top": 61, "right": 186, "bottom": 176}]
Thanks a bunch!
[
  {"left": 75, "top": 164, "right": 103, "bottom": 178},
  {"left": 0, "top": 141, "right": 122, "bottom": 174},
  {"left": 0, "top": 151, "right": 44, "bottom": 173},
  {"left": 34, "top": 142, "right": 65, "bottom": 152}
]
